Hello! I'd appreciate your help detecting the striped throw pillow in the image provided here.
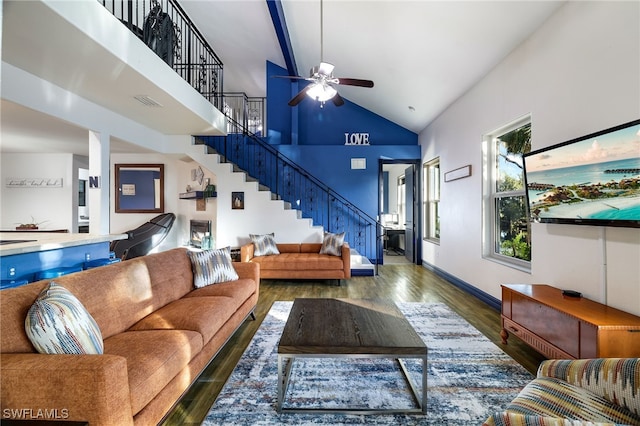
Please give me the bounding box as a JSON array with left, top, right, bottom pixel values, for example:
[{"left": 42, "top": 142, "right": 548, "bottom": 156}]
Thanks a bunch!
[
  {"left": 250, "top": 233, "right": 280, "bottom": 256},
  {"left": 188, "top": 246, "right": 239, "bottom": 288},
  {"left": 25, "top": 282, "right": 103, "bottom": 354},
  {"left": 320, "top": 231, "right": 345, "bottom": 256}
]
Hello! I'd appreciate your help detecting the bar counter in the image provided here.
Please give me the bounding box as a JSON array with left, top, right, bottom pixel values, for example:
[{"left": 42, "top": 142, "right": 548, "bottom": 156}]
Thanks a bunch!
[{"left": 1, "top": 232, "right": 127, "bottom": 287}]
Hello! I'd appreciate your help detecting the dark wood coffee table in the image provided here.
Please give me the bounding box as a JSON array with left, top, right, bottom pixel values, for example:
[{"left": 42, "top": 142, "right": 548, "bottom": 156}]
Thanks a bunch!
[{"left": 277, "top": 298, "right": 427, "bottom": 414}]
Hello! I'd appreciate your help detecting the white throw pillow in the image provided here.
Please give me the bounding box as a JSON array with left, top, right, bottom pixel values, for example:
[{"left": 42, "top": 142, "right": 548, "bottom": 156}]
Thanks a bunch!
[
  {"left": 188, "top": 246, "right": 239, "bottom": 288},
  {"left": 250, "top": 233, "right": 280, "bottom": 256},
  {"left": 320, "top": 232, "right": 345, "bottom": 256}
]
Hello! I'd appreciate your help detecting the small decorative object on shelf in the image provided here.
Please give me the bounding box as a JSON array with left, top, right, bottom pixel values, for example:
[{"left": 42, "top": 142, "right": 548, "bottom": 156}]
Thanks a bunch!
[
  {"left": 16, "top": 224, "right": 38, "bottom": 230},
  {"left": 15, "top": 217, "right": 47, "bottom": 230},
  {"left": 201, "top": 232, "right": 212, "bottom": 250},
  {"left": 204, "top": 184, "right": 216, "bottom": 198}
]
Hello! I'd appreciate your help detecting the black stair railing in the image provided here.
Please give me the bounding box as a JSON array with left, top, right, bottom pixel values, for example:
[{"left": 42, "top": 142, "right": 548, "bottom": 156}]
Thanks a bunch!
[
  {"left": 99, "top": 0, "right": 382, "bottom": 264},
  {"left": 198, "top": 115, "right": 382, "bottom": 264}
]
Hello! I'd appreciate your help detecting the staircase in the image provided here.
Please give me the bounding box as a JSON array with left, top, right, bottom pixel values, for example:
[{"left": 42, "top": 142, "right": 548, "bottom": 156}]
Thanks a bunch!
[
  {"left": 98, "top": 0, "right": 379, "bottom": 274},
  {"left": 185, "top": 138, "right": 377, "bottom": 276}
]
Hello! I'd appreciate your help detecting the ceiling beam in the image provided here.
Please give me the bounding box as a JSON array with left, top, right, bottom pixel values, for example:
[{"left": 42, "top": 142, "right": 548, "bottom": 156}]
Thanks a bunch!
[{"left": 266, "top": 0, "right": 298, "bottom": 76}]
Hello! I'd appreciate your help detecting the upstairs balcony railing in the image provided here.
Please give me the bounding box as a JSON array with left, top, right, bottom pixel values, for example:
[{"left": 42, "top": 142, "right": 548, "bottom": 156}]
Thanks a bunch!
[
  {"left": 99, "top": 0, "right": 224, "bottom": 110},
  {"left": 100, "top": 0, "right": 377, "bottom": 263},
  {"left": 219, "top": 93, "right": 266, "bottom": 137}
]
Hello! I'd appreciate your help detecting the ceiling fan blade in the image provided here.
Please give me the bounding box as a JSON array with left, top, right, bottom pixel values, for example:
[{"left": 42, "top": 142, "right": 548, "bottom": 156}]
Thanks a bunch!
[
  {"left": 272, "top": 75, "right": 311, "bottom": 81},
  {"left": 336, "top": 78, "right": 374, "bottom": 88},
  {"left": 318, "top": 62, "right": 335, "bottom": 76},
  {"left": 332, "top": 92, "right": 345, "bottom": 107},
  {"left": 288, "top": 85, "right": 312, "bottom": 106}
]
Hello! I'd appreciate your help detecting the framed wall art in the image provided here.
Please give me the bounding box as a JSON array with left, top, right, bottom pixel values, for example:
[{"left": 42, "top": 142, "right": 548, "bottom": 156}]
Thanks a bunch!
[{"left": 232, "top": 192, "right": 244, "bottom": 210}]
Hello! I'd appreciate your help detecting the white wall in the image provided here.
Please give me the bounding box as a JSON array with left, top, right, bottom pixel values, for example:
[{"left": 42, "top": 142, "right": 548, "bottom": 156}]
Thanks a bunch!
[
  {"left": 174, "top": 156, "right": 218, "bottom": 246},
  {"left": 420, "top": 1, "right": 640, "bottom": 315},
  {"left": 1, "top": 153, "right": 74, "bottom": 231},
  {"left": 184, "top": 143, "right": 324, "bottom": 249}
]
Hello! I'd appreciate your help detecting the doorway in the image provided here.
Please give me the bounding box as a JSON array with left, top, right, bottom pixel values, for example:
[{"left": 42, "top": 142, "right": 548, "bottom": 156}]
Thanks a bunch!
[{"left": 379, "top": 160, "right": 421, "bottom": 265}]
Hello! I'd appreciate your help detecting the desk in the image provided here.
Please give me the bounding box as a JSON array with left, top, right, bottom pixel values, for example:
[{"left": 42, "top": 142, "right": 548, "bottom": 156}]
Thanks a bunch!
[{"left": 384, "top": 227, "right": 405, "bottom": 253}]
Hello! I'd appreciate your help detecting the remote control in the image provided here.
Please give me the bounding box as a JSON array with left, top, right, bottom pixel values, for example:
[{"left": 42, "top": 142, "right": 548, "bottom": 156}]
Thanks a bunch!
[{"left": 562, "top": 290, "right": 582, "bottom": 298}]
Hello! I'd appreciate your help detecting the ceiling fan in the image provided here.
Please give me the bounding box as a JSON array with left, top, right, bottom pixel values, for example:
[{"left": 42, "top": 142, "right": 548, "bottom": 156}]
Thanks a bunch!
[{"left": 277, "top": 0, "right": 374, "bottom": 107}]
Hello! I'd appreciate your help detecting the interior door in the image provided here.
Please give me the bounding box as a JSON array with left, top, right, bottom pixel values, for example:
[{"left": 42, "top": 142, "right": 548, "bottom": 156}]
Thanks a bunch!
[{"left": 404, "top": 165, "right": 415, "bottom": 263}]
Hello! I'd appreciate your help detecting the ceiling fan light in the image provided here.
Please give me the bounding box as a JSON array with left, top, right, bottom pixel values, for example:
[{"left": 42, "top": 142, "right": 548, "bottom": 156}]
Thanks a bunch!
[{"left": 306, "top": 83, "right": 337, "bottom": 102}]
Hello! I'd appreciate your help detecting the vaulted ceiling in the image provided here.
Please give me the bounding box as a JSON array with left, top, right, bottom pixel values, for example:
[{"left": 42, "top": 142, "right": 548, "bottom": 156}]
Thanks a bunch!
[
  {"left": 1, "top": 0, "right": 565, "bottom": 155},
  {"left": 180, "top": 0, "right": 564, "bottom": 132}
]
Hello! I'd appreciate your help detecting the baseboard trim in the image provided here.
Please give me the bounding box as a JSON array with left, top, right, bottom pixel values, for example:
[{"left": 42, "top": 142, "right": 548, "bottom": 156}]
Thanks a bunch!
[
  {"left": 351, "top": 269, "right": 374, "bottom": 277},
  {"left": 421, "top": 261, "right": 501, "bottom": 312}
]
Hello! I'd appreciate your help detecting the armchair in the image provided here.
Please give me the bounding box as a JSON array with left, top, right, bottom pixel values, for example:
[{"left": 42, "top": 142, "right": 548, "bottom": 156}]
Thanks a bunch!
[{"left": 484, "top": 358, "right": 640, "bottom": 426}]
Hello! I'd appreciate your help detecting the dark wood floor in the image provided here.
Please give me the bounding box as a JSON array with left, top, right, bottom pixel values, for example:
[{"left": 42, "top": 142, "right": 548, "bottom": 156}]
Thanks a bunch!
[{"left": 161, "top": 263, "right": 545, "bottom": 425}]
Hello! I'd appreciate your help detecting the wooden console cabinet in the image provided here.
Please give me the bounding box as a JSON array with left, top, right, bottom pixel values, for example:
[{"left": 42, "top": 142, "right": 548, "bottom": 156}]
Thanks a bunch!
[{"left": 501, "top": 284, "right": 640, "bottom": 359}]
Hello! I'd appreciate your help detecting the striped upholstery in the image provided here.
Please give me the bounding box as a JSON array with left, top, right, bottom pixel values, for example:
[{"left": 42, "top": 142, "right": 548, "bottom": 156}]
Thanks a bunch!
[
  {"left": 539, "top": 359, "right": 640, "bottom": 417},
  {"left": 505, "top": 377, "right": 640, "bottom": 424},
  {"left": 484, "top": 412, "right": 622, "bottom": 426},
  {"left": 483, "top": 358, "right": 640, "bottom": 426},
  {"left": 250, "top": 233, "right": 280, "bottom": 256},
  {"left": 188, "top": 247, "right": 239, "bottom": 288},
  {"left": 25, "top": 281, "right": 104, "bottom": 354}
]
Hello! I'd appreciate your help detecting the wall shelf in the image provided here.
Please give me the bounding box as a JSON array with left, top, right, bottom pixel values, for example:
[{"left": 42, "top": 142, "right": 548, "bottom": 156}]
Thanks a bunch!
[{"left": 179, "top": 191, "right": 217, "bottom": 200}]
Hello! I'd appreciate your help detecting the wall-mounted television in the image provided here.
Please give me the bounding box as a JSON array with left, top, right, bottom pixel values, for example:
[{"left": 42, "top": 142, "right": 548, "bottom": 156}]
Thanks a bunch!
[{"left": 523, "top": 119, "right": 640, "bottom": 228}]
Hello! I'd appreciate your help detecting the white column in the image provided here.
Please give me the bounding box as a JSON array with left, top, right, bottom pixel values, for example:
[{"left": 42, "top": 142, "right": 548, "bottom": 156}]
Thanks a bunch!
[{"left": 89, "top": 130, "right": 110, "bottom": 234}]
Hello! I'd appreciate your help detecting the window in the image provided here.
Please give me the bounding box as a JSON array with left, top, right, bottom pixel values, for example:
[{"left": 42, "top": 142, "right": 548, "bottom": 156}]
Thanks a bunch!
[
  {"left": 397, "top": 176, "right": 406, "bottom": 223},
  {"left": 483, "top": 117, "right": 531, "bottom": 268},
  {"left": 423, "top": 158, "right": 440, "bottom": 242}
]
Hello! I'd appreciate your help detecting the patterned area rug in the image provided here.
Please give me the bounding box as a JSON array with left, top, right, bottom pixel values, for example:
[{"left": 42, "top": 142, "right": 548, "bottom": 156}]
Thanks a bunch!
[{"left": 203, "top": 302, "right": 534, "bottom": 425}]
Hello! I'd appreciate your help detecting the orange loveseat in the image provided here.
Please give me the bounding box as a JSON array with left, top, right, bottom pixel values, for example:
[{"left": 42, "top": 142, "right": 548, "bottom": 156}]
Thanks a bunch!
[
  {"left": 0, "top": 247, "right": 259, "bottom": 425},
  {"left": 240, "top": 242, "right": 350, "bottom": 283}
]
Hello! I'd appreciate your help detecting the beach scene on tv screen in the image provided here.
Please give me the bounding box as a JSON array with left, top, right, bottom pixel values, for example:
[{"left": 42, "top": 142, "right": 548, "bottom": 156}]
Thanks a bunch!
[{"left": 525, "top": 123, "right": 640, "bottom": 222}]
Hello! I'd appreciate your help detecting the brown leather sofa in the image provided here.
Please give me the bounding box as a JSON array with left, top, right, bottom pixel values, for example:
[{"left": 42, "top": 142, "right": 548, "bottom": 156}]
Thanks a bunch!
[
  {"left": 0, "top": 247, "right": 259, "bottom": 425},
  {"left": 240, "top": 242, "right": 350, "bottom": 283}
]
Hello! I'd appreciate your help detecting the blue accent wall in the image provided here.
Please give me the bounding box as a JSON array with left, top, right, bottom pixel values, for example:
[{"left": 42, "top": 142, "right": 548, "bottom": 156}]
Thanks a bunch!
[
  {"left": 277, "top": 145, "right": 421, "bottom": 219},
  {"left": 266, "top": 61, "right": 418, "bottom": 146},
  {"left": 296, "top": 94, "right": 417, "bottom": 146},
  {"left": 265, "top": 60, "right": 421, "bottom": 221},
  {"left": 266, "top": 61, "right": 293, "bottom": 146}
]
